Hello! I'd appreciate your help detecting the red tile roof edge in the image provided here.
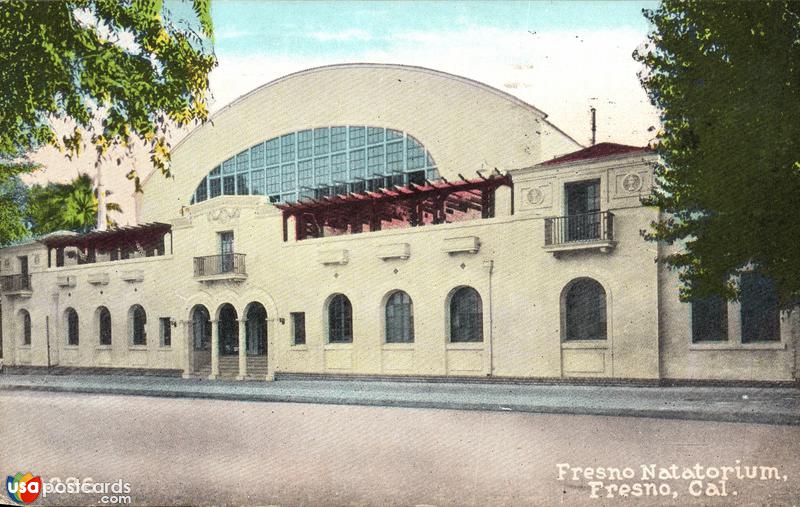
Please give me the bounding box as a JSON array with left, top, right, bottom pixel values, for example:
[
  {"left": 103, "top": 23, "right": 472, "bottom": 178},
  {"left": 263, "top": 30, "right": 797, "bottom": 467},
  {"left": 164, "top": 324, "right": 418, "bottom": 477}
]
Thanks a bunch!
[{"left": 539, "top": 142, "right": 653, "bottom": 167}]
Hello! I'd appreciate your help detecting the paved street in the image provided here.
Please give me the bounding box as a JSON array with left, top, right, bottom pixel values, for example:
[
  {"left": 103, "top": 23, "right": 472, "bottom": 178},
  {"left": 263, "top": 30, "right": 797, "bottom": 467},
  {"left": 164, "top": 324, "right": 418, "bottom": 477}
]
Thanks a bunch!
[{"left": 1, "top": 390, "right": 799, "bottom": 506}]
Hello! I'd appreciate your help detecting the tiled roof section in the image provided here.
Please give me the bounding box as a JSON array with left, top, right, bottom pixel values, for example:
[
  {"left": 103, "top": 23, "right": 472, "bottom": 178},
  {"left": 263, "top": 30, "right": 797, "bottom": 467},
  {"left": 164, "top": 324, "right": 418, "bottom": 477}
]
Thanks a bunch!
[{"left": 540, "top": 142, "right": 652, "bottom": 166}]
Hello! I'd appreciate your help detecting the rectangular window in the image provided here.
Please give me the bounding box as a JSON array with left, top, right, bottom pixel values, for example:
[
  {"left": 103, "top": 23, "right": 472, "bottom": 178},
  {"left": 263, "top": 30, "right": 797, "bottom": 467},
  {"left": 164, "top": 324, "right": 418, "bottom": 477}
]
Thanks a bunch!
[
  {"left": 265, "top": 138, "right": 280, "bottom": 165},
  {"left": 251, "top": 169, "right": 265, "bottom": 195},
  {"left": 406, "top": 136, "right": 425, "bottom": 169},
  {"left": 209, "top": 178, "right": 221, "bottom": 198},
  {"left": 281, "top": 133, "right": 296, "bottom": 162},
  {"left": 291, "top": 312, "right": 306, "bottom": 345},
  {"left": 314, "top": 157, "right": 330, "bottom": 186},
  {"left": 236, "top": 150, "right": 249, "bottom": 173},
  {"left": 349, "top": 126, "right": 365, "bottom": 148},
  {"left": 297, "top": 130, "right": 313, "bottom": 159},
  {"left": 349, "top": 149, "right": 366, "bottom": 180},
  {"left": 330, "top": 153, "right": 347, "bottom": 183},
  {"left": 367, "top": 127, "right": 384, "bottom": 145},
  {"left": 386, "top": 141, "right": 404, "bottom": 173},
  {"left": 281, "top": 163, "right": 296, "bottom": 192},
  {"left": 330, "top": 127, "right": 347, "bottom": 152},
  {"left": 250, "top": 142, "right": 265, "bottom": 168},
  {"left": 691, "top": 294, "right": 728, "bottom": 342},
  {"left": 222, "top": 157, "right": 236, "bottom": 175},
  {"left": 313, "top": 128, "right": 329, "bottom": 156},
  {"left": 265, "top": 166, "right": 280, "bottom": 194},
  {"left": 367, "top": 145, "right": 385, "bottom": 177},
  {"left": 740, "top": 272, "right": 781, "bottom": 342},
  {"left": 223, "top": 175, "right": 235, "bottom": 195},
  {"left": 159, "top": 317, "right": 172, "bottom": 347},
  {"left": 298, "top": 160, "right": 313, "bottom": 190},
  {"left": 236, "top": 173, "right": 249, "bottom": 195}
]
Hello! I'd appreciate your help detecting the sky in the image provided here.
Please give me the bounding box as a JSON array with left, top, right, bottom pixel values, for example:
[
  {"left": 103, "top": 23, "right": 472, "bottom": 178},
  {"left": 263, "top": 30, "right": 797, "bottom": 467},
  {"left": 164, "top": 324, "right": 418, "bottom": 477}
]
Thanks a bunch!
[{"left": 28, "top": 0, "right": 661, "bottom": 225}]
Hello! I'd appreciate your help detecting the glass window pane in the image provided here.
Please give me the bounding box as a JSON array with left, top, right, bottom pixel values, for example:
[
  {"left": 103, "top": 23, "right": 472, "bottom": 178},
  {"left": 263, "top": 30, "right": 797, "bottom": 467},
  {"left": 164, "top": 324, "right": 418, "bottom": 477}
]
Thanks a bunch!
[
  {"left": 281, "top": 133, "right": 296, "bottom": 162},
  {"left": 367, "top": 145, "right": 384, "bottom": 176},
  {"left": 251, "top": 169, "right": 265, "bottom": 195},
  {"left": 250, "top": 143, "right": 265, "bottom": 168},
  {"left": 314, "top": 157, "right": 330, "bottom": 185},
  {"left": 564, "top": 279, "right": 606, "bottom": 341},
  {"left": 222, "top": 157, "right": 235, "bottom": 175},
  {"left": 330, "top": 154, "right": 346, "bottom": 183},
  {"left": 314, "top": 128, "right": 329, "bottom": 156},
  {"left": 298, "top": 160, "right": 313, "bottom": 189},
  {"left": 386, "top": 141, "right": 403, "bottom": 173},
  {"left": 237, "top": 173, "right": 250, "bottom": 195},
  {"left": 194, "top": 177, "right": 208, "bottom": 202},
  {"left": 349, "top": 126, "right": 365, "bottom": 148},
  {"left": 223, "top": 175, "right": 235, "bottom": 195},
  {"left": 265, "top": 138, "right": 280, "bottom": 165},
  {"left": 209, "top": 178, "right": 222, "bottom": 198},
  {"left": 330, "top": 127, "right": 347, "bottom": 152},
  {"left": 297, "top": 130, "right": 313, "bottom": 159},
  {"left": 741, "top": 273, "right": 780, "bottom": 342},
  {"left": 236, "top": 150, "right": 249, "bottom": 173},
  {"left": 281, "top": 163, "right": 296, "bottom": 192},
  {"left": 367, "top": 127, "right": 384, "bottom": 145},
  {"left": 265, "top": 166, "right": 280, "bottom": 194}
]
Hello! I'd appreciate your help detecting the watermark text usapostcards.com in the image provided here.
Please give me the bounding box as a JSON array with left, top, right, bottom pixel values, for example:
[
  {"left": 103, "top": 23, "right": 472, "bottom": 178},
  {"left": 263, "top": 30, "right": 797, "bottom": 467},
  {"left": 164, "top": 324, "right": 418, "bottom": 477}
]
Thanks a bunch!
[
  {"left": 42, "top": 477, "right": 131, "bottom": 504},
  {"left": 556, "top": 461, "right": 789, "bottom": 499}
]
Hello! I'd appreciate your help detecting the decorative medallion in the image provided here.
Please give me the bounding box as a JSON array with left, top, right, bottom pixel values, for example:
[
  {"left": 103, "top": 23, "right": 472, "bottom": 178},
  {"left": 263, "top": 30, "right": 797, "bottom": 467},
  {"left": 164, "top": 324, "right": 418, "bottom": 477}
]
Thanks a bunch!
[
  {"left": 622, "top": 173, "right": 643, "bottom": 193},
  {"left": 207, "top": 208, "right": 241, "bottom": 225},
  {"left": 526, "top": 188, "right": 544, "bottom": 205}
]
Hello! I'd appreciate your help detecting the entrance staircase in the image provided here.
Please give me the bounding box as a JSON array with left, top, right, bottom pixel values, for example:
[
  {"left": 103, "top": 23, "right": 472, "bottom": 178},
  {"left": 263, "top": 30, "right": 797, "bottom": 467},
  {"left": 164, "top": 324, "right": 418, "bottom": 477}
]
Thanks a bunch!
[{"left": 195, "top": 356, "right": 268, "bottom": 380}]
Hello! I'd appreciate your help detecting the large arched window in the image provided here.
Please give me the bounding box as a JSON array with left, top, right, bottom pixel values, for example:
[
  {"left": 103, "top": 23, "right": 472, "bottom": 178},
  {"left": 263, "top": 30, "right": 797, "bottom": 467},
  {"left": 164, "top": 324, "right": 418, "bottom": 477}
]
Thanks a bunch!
[
  {"left": 563, "top": 278, "right": 607, "bottom": 341},
  {"left": 97, "top": 306, "right": 112, "bottom": 345},
  {"left": 129, "top": 305, "right": 147, "bottom": 346},
  {"left": 190, "top": 126, "right": 439, "bottom": 205},
  {"left": 449, "top": 287, "right": 483, "bottom": 342},
  {"left": 65, "top": 307, "right": 79, "bottom": 345},
  {"left": 328, "top": 294, "right": 353, "bottom": 343},
  {"left": 385, "top": 291, "right": 414, "bottom": 343},
  {"left": 19, "top": 310, "right": 31, "bottom": 346}
]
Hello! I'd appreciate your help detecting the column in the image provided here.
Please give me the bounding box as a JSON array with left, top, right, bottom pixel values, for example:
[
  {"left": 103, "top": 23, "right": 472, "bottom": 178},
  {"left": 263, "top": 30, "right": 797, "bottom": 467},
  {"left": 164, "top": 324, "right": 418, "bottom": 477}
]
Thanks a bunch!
[
  {"left": 265, "top": 318, "right": 275, "bottom": 382},
  {"left": 181, "top": 320, "right": 192, "bottom": 379},
  {"left": 209, "top": 319, "right": 219, "bottom": 379},
  {"left": 236, "top": 318, "right": 247, "bottom": 380}
]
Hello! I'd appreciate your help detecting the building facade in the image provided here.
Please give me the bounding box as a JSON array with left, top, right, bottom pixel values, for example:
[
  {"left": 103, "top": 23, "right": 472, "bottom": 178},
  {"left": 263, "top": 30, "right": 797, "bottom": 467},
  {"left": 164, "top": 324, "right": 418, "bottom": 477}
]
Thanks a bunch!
[{"left": 1, "top": 64, "right": 798, "bottom": 382}]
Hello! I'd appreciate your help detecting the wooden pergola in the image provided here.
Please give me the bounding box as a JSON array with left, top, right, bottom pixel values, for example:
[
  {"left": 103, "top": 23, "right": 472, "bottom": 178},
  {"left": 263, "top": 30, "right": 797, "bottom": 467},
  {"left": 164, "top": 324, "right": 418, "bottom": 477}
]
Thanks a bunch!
[
  {"left": 42, "top": 223, "right": 173, "bottom": 267},
  {"left": 276, "top": 172, "right": 512, "bottom": 241}
]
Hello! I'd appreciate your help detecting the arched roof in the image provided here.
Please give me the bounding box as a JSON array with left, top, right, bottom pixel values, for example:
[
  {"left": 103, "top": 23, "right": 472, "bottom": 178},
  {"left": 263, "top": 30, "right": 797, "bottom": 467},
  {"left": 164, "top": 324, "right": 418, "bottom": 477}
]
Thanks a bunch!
[{"left": 140, "top": 63, "right": 581, "bottom": 222}]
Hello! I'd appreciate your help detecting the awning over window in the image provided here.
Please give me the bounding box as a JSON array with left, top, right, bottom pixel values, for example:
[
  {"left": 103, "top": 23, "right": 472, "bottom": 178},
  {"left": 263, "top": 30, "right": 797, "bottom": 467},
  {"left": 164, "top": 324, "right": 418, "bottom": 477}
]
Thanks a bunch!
[{"left": 276, "top": 172, "right": 511, "bottom": 241}]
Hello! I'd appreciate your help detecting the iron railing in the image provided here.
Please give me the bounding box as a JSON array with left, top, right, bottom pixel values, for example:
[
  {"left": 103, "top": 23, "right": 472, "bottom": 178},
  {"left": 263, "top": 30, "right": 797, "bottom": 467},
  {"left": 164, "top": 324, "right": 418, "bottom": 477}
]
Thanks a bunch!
[
  {"left": 1, "top": 273, "right": 32, "bottom": 292},
  {"left": 544, "top": 211, "right": 614, "bottom": 246},
  {"left": 193, "top": 254, "right": 246, "bottom": 277}
]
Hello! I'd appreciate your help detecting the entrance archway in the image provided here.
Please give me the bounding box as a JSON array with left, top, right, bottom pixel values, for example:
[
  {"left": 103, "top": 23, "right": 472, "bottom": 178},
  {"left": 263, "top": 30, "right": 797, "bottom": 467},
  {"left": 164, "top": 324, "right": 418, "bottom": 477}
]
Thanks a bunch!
[
  {"left": 245, "top": 303, "right": 268, "bottom": 356},
  {"left": 218, "top": 303, "right": 239, "bottom": 355},
  {"left": 190, "top": 305, "right": 211, "bottom": 372}
]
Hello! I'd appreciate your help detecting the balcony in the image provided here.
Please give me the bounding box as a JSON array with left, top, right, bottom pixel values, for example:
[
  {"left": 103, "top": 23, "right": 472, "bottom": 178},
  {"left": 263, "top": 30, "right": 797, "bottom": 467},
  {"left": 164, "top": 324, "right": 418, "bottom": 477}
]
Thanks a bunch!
[
  {"left": 543, "top": 211, "right": 616, "bottom": 256},
  {"left": 1, "top": 274, "right": 33, "bottom": 297},
  {"left": 193, "top": 254, "right": 247, "bottom": 282}
]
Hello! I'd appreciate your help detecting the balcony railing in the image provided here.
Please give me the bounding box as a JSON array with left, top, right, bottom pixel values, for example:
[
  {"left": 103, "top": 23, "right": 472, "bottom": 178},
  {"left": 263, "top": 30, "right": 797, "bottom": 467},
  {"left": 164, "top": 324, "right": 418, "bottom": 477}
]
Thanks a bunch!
[
  {"left": 193, "top": 254, "right": 246, "bottom": 281},
  {"left": 1, "top": 274, "right": 32, "bottom": 295},
  {"left": 544, "top": 211, "right": 615, "bottom": 255}
]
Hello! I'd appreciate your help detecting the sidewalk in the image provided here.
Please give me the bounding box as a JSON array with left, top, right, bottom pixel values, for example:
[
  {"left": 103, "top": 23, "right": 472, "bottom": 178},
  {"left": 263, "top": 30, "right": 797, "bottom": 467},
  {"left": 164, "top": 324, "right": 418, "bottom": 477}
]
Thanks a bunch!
[{"left": 1, "top": 372, "right": 798, "bottom": 425}]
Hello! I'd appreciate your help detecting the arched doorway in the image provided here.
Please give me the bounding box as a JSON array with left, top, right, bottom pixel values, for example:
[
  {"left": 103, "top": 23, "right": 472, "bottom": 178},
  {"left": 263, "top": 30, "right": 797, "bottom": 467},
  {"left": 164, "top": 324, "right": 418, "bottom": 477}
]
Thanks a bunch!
[
  {"left": 218, "top": 303, "right": 238, "bottom": 355},
  {"left": 190, "top": 305, "right": 211, "bottom": 372},
  {"left": 245, "top": 303, "right": 267, "bottom": 356}
]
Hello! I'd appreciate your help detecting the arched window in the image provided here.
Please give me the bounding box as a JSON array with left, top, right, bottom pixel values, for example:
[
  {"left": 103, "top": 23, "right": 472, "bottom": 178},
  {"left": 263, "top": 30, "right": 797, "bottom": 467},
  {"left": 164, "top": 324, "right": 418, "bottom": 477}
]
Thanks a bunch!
[
  {"left": 98, "top": 306, "right": 112, "bottom": 345},
  {"left": 190, "top": 126, "right": 439, "bottom": 205},
  {"left": 328, "top": 294, "right": 353, "bottom": 343},
  {"left": 65, "top": 308, "right": 79, "bottom": 345},
  {"left": 129, "top": 305, "right": 147, "bottom": 346},
  {"left": 19, "top": 310, "right": 31, "bottom": 346},
  {"left": 449, "top": 287, "right": 483, "bottom": 342},
  {"left": 385, "top": 291, "right": 414, "bottom": 343},
  {"left": 564, "top": 278, "right": 607, "bottom": 341}
]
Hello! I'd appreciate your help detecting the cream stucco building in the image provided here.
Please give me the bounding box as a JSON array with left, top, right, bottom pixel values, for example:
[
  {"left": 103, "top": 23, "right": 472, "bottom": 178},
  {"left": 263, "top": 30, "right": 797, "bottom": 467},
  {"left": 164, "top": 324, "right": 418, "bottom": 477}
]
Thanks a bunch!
[{"left": 1, "top": 64, "right": 798, "bottom": 383}]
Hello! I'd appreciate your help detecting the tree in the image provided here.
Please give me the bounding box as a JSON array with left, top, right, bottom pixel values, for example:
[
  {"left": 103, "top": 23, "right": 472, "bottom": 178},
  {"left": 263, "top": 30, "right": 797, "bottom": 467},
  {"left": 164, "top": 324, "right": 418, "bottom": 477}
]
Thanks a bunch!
[
  {"left": 27, "top": 173, "right": 122, "bottom": 234},
  {"left": 0, "top": 0, "right": 217, "bottom": 186},
  {"left": 635, "top": 1, "right": 800, "bottom": 305},
  {"left": 0, "top": 163, "right": 33, "bottom": 245}
]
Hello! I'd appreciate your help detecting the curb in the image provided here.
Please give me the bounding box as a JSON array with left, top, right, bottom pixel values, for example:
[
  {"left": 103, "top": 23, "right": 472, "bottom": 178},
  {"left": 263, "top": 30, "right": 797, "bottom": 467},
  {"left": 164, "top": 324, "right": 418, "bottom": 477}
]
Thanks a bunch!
[{"left": 2, "top": 382, "right": 798, "bottom": 427}]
